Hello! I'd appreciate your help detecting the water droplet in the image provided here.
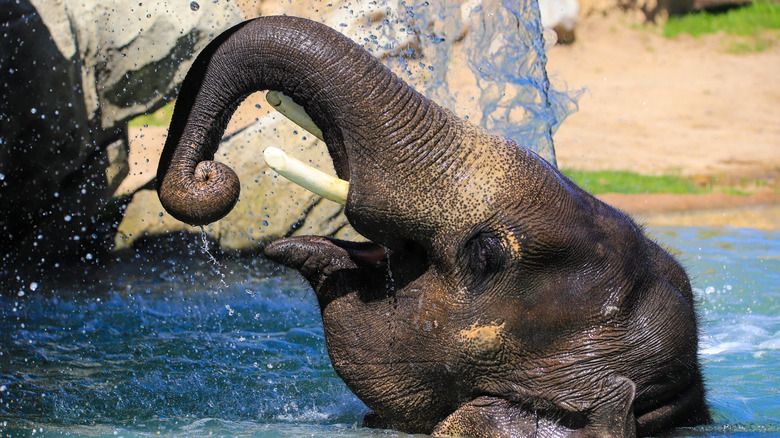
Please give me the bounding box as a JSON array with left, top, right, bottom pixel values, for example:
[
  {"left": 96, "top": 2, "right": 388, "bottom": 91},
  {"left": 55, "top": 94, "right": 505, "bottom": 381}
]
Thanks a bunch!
[
  {"left": 30, "top": 108, "right": 37, "bottom": 114},
  {"left": 190, "top": 1, "right": 199, "bottom": 11},
  {"left": 29, "top": 282, "right": 38, "bottom": 291}
]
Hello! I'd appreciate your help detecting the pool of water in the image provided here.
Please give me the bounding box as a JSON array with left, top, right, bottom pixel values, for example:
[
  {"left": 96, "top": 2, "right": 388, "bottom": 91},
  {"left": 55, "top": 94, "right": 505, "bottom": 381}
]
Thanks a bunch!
[{"left": 1, "top": 227, "right": 778, "bottom": 437}]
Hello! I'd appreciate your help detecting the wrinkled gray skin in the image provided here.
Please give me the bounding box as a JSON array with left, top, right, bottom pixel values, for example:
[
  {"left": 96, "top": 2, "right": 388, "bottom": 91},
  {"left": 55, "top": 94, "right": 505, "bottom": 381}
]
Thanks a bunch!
[{"left": 157, "top": 16, "right": 710, "bottom": 437}]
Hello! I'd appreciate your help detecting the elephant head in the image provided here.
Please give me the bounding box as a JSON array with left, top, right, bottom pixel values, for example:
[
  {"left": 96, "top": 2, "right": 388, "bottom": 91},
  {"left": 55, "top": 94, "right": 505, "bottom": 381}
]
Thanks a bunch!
[{"left": 157, "top": 16, "right": 710, "bottom": 437}]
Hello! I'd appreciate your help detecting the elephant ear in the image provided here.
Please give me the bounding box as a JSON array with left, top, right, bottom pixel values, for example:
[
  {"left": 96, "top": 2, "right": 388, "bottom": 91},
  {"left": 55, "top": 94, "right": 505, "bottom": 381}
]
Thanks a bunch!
[{"left": 432, "top": 376, "right": 637, "bottom": 438}]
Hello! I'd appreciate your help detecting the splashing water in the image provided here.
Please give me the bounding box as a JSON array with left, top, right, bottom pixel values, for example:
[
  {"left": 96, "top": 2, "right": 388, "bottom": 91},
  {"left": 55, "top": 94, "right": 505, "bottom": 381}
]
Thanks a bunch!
[
  {"left": 1, "top": 227, "right": 778, "bottom": 436},
  {"left": 414, "top": 0, "right": 579, "bottom": 164},
  {"left": 199, "top": 227, "right": 229, "bottom": 290},
  {"left": 353, "top": 0, "right": 580, "bottom": 165},
  {"left": 0, "top": 251, "right": 365, "bottom": 436},
  {"left": 654, "top": 227, "right": 780, "bottom": 431},
  {"left": 465, "top": 0, "right": 580, "bottom": 163}
]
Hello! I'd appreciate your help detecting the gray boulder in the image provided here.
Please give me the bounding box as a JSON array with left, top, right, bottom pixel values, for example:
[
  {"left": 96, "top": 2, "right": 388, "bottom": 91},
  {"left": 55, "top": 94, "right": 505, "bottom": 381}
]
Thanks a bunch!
[{"left": 0, "top": 0, "right": 243, "bottom": 287}]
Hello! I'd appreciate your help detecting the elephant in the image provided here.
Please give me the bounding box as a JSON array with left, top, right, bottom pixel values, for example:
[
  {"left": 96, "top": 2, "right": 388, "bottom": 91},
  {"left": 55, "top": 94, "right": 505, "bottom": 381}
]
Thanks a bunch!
[{"left": 156, "top": 16, "right": 710, "bottom": 437}]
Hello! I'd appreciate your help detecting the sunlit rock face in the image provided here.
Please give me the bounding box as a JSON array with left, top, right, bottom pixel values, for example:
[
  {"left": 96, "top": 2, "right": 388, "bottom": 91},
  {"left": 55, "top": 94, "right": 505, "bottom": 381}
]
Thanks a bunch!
[
  {"left": 117, "top": 0, "right": 578, "bottom": 252},
  {"left": 0, "top": 0, "right": 243, "bottom": 287}
]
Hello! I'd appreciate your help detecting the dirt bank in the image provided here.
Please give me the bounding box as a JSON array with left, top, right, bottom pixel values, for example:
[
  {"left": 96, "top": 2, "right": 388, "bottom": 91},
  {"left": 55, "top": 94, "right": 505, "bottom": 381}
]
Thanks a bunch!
[
  {"left": 602, "top": 192, "right": 780, "bottom": 229},
  {"left": 544, "top": 13, "right": 779, "bottom": 229},
  {"left": 547, "top": 14, "right": 780, "bottom": 182}
]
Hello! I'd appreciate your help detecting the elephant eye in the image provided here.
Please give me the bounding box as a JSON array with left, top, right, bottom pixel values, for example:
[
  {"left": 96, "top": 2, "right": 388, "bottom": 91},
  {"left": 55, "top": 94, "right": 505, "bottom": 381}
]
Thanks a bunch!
[{"left": 460, "top": 231, "right": 507, "bottom": 283}]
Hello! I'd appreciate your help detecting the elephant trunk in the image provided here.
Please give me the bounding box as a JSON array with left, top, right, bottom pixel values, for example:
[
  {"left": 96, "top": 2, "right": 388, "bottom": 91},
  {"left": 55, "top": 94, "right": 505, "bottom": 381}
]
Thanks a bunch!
[{"left": 157, "top": 16, "right": 442, "bottom": 226}]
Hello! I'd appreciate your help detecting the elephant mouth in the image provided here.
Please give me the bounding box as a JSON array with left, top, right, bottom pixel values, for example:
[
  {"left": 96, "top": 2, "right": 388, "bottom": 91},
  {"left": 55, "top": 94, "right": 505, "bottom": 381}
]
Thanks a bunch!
[
  {"left": 264, "top": 234, "right": 429, "bottom": 307},
  {"left": 259, "top": 101, "right": 429, "bottom": 297},
  {"left": 265, "top": 236, "right": 389, "bottom": 272},
  {"left": 261, "top": 140, "right": 432, "bottom": 301}
]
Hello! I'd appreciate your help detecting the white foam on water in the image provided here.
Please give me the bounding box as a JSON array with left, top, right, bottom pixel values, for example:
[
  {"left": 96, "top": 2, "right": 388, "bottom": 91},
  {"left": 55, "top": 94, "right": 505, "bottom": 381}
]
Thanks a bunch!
[
  {"left": 701, "top": 341, "right": 753, "bottom": 356},
  {"left": 275, "top": 406, "right": 331, "bottom": 423},
  {"left": 757, "top": 335, "right": 780, "bottom": 350},
  {"left": 701, "top": 320, "right": 780, "bottom": 357}
]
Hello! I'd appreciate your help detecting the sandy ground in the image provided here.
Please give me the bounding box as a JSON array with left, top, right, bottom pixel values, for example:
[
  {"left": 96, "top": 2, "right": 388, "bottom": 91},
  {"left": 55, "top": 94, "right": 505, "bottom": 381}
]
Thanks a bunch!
[
  {"left": 547, "top": 15, "right": 780, "bottom": 181},
  {"left": 123, "top": 13, "right": 780, "bottom": 230},
  {"left": 544, "top": 14, "right": 780, "bottom": 228}
]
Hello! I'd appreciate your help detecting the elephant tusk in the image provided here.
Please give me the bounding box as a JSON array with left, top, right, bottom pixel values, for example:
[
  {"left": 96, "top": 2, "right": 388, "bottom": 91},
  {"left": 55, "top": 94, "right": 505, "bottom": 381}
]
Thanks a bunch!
[
  {"left": 263, "top": 147, "right": 348, "bottom": 204},
  {"left": 266, "top": 91, "right": 324, "bottom": 141}
]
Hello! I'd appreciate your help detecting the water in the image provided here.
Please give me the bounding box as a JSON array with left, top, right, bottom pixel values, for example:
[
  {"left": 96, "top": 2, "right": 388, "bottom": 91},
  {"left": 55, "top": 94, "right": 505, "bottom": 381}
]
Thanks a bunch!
[
  {"left": 0, "top": 226, "right": 777, "bottom": 437},
  {"left": 352, "top": 0, "right": 579, "bottom": 166},
  {"left": 653, "top": 227, "right": 780, "bottom": 435}
]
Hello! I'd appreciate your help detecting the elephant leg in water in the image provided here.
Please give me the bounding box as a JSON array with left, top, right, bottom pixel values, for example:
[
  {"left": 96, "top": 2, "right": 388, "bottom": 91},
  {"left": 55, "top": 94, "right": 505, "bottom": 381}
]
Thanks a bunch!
[{"left": 157, "top": 16, "right": 710, "bottom": 437}]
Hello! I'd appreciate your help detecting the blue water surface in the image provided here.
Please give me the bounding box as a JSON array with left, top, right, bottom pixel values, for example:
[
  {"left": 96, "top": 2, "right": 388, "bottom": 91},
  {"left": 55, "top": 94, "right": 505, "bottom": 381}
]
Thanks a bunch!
[{"left": 1, "top": 227, "right": 778, "bottom": 437}]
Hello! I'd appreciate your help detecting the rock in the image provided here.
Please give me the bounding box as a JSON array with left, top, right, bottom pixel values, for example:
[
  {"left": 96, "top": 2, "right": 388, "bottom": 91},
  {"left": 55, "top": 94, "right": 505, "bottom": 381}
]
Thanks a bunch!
[
  {"left": 0, "top": 0, "right": 570, "bottom": 265},
  {"left": 539, "top": 0, "right": 580, "bottom": 43},
  {"left": 640, "top": 0, "right": 696, "bottom": 19},
  {"left": 0, "top": 0, "right": 244, "bottom": 288}
]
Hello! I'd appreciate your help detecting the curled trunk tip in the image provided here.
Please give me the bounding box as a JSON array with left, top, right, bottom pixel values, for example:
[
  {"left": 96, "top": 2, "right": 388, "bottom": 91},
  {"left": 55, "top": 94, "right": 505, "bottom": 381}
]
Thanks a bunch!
[{"left": 158, "top": 159, "right": 240, "bottom": 226}]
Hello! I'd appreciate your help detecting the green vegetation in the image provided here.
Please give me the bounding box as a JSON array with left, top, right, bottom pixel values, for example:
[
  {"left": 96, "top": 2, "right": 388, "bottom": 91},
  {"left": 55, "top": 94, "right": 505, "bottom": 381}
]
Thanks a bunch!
[
  {"left": 129, "top": 103, "right": 174, "bottom": 127},
  {"left": 664, "top": 1, "right": 780, "bottom": 38},
  {"left": 561, "top": 169, "right": 706, "bottom": 195},
  {"left": 663, "top": 1, "right": 780, "bottom": 53}
]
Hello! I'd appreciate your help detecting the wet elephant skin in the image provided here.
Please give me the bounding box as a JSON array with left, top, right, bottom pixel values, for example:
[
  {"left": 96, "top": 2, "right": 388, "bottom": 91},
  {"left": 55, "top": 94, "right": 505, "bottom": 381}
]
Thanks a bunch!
[{"left": 157, "top": 16, "right": 710, "bottom": 437}]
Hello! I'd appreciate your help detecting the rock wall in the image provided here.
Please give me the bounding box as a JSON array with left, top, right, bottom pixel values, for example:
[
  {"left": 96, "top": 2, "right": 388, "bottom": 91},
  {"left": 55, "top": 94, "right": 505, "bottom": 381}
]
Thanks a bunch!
[{"left": 0, "top": 0, "right": 244, "bottom": 287}]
